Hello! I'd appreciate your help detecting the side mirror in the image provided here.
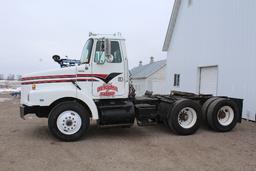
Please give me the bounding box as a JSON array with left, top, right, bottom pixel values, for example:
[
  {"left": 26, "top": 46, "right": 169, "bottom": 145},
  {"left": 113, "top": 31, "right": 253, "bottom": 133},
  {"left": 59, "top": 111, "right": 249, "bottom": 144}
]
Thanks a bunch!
[
  {"left": 52, "top": 55, "right": 61, "bottom": 62},
  {"left": 104, "top": 39, "right": 112, "bottom": 62}
]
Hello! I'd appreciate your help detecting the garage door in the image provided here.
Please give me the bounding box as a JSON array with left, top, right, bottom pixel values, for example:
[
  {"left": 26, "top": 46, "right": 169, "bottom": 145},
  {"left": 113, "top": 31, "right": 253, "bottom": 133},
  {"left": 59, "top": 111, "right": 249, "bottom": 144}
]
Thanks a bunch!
[{"left": 199, "top": 66, "right": 218, "bottom": 95}]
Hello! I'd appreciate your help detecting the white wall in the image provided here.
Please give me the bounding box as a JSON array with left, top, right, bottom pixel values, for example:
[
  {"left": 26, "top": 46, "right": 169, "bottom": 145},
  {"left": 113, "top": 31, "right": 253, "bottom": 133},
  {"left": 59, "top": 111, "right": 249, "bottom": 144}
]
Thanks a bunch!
[
  {"left": 166, "top": 0, "right": 256, "bottom": 121},
  {"left": 147, "top": 66, "right": 167, "bottom": 94},
  {"left": 132, "top": 79, "right": 146, "bottom": 96},
  {"left": 133, "top": 66, "right": 166, "bottom": 96}
]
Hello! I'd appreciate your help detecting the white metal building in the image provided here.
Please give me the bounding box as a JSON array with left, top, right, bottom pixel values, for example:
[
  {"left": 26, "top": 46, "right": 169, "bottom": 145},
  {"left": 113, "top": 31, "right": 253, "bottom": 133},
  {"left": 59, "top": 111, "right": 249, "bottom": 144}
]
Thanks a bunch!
[
  {"left": 130, "top": 57, "right": 166, "bottom": 96},
  {"left": 163, "top": 0, "right": 256, "bottom": 121}
]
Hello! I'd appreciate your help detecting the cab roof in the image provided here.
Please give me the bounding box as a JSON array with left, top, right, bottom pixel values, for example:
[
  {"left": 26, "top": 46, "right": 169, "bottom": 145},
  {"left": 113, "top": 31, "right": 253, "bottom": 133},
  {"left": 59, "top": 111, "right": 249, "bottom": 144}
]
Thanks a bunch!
[{"left": 88, "top": 32, "right": 125, "bottom": 40}]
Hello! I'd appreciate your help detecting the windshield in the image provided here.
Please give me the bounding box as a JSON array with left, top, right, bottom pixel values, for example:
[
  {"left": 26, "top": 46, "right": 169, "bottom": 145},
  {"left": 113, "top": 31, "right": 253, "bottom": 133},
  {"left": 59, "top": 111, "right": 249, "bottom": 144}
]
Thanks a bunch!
[{"left": 80, "top": 38, "right": 93, "bottom": 64}]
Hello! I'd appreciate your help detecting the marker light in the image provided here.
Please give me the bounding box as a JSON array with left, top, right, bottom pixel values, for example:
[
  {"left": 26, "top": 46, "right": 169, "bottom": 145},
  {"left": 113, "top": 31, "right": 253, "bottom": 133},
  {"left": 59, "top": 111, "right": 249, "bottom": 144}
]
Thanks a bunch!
[{"left": 32, "top": 84, "right": 36, "bottom": 90}]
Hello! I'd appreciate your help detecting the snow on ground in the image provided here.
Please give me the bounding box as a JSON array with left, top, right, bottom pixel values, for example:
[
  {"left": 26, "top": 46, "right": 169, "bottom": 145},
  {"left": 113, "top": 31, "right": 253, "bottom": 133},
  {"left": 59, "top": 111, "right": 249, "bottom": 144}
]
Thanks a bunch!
[
  {"left": 0, "top": 87, "right": 21, "bottom": 93},
  {"left": 0, "top": 88, "right": 20, "bottom": 102}
]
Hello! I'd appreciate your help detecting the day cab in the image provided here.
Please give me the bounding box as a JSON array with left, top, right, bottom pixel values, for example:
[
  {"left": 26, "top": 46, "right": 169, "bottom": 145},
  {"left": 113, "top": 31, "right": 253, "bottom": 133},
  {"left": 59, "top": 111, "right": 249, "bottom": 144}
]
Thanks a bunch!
[{"left": 20, "top": 33, "right": 243, "bottom": 141}]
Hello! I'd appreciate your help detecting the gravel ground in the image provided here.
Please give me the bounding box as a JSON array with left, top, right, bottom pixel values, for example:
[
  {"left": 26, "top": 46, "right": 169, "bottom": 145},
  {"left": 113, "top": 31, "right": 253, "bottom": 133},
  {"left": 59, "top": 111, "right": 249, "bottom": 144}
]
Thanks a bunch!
[{"left": 0, "top": 94, "right": 255, "bottom": 171}]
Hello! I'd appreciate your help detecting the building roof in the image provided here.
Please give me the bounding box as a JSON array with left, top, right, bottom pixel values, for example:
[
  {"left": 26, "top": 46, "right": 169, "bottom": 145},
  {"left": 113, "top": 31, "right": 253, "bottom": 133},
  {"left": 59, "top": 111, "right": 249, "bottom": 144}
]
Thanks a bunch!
[
  {"left": 130, "top": 59, "right": 166, "bottom": 79},
  {"left": 162, "top": 0, "right": 181, "bottom": 51}
]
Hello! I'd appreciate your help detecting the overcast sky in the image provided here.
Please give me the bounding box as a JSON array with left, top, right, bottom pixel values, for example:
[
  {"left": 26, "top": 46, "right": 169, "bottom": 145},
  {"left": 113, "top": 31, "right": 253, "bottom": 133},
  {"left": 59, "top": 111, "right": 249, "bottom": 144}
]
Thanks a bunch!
[{"left": 0, "top": 0, "right": 174, "bottom": 76}]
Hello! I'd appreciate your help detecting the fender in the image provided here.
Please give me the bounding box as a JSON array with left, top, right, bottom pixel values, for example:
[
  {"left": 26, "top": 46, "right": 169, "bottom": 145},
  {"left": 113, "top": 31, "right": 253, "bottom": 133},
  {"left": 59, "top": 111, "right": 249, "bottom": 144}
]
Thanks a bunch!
[
  {"left": 76, "top": 90, "right": 99, "bottom": 119},
  {"left": 28, "top": 89, "right": 99, "bottom": 119}
]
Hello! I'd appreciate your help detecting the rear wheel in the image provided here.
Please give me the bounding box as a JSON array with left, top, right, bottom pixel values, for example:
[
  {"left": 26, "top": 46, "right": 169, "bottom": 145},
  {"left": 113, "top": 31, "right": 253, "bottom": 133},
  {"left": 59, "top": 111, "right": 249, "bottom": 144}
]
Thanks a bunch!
[
  {"left": 202, "top": 97, "right": 219, "bottom": 122},
  {"left": 48, "top": 101, "right": 90, "bottom": 141},
  {"left": 207, "top": 98, "right": 239, "bottom": 132},
  {"left": 167, "top": 99, "right": 202, "bottom": 135}
]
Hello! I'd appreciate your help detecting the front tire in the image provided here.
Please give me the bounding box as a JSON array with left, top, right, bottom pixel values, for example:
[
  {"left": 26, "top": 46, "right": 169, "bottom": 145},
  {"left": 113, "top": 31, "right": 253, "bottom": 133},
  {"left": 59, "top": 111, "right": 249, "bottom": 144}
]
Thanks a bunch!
[{"left": 48, "top": 101, "right": 90, "bottom": 141}]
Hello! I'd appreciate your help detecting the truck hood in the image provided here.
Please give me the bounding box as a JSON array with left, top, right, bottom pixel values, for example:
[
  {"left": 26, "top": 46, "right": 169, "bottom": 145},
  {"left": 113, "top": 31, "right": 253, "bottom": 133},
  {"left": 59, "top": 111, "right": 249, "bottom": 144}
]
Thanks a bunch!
[
  {"left": 22, "top": 66, "right": 77, "bottom": 80},
  {"left": 20, "top": 66, "right": 77, "bottom": 106}
]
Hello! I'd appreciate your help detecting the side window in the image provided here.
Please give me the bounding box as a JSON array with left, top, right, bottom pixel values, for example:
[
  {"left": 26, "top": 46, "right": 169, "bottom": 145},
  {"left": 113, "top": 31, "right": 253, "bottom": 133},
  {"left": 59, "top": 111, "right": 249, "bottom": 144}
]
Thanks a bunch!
[
  {"left": 94, "top": 41, "right": 105, "bottom": 63},
  {"left": 111, "top": 41, "right": 122, "bottom": 63},
  {"left": 94, "top": 41, "right": 122, "bottom": 63},
  {"left": 173, "top": 74, "right": 180, "bottom": 87}
]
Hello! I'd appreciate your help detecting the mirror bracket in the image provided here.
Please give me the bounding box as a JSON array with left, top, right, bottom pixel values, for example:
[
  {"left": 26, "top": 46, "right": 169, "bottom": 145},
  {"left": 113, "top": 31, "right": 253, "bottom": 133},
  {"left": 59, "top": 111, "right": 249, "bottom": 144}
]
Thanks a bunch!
[{"left": 104, "top": 39, "right": 113, "bottom": 63}]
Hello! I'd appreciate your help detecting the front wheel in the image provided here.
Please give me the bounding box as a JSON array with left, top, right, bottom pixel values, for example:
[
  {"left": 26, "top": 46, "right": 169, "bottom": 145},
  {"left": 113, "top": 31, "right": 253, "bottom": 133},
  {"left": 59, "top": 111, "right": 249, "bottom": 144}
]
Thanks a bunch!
[{"left": 48, "top": 101, "right": 90, "bottom": 141}]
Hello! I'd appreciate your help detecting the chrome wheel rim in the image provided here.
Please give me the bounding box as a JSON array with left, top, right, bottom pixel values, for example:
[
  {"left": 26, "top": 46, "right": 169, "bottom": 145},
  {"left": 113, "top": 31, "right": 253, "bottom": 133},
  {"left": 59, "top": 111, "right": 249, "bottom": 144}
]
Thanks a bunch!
[
  {"left": 178, "top": 107, "right": 197, "bottom": 129},
  {"left": 217, "top": 106, "right": 234, "bottom": 126},
  {"left": 57, "top": 110, "right": 82, "bottom": 135}
]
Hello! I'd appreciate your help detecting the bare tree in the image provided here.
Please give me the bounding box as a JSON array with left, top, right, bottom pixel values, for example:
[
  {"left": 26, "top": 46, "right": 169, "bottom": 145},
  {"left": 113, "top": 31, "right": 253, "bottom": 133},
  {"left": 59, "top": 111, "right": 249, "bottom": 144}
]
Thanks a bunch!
[
  {"left": 0, "top": 74, "right": 4, "bottom": 80},
  {"left": 7, "top": 74, "right": 15, "bottom": 80}
]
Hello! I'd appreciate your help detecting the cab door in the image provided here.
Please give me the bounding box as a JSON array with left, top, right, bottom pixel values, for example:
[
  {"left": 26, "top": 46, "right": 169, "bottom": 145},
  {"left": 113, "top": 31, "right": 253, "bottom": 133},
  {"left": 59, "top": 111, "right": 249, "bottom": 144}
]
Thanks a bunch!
[{"left": 92, "top": 40, "right": 125, "bottom": 98}]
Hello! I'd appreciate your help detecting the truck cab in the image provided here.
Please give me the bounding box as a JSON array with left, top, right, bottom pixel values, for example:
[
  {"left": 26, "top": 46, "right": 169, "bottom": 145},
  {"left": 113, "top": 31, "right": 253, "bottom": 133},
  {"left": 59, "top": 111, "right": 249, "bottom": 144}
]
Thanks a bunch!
[
  {"left": 20, "top": 33, "right": 136, "bottom": 140},
  {"left": 20, "top": 33, "right": 243, "bottom": 141},
  {"left": 77, "top": 34, "right": 129, "bottom": 99}
]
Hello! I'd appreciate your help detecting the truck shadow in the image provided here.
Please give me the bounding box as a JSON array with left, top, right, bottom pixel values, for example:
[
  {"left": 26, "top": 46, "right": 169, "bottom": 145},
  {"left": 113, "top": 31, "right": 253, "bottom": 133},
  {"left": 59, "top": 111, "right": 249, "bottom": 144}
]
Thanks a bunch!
[
  {"left": 81, "top": 123, "right": 172, "bottom": 141},
  {"left": 28, "top": 122, "right": 222, "bottom": 142},
  {"left": 28, "top": 122, "right": 174, "bottom": 142}
]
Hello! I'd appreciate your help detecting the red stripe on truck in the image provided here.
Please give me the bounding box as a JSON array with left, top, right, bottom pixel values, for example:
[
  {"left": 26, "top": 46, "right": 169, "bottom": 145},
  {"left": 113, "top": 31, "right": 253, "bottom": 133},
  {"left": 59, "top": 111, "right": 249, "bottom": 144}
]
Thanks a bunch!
[
  {"left": 21, "top": 74, "right": 75, "bottom": 81},
  {"left": 21, "top": 78, "right": 98, "bottom": 85},
  {"left": 21, "top": 74, "right": 108, "bottom": 81},
  {"left": 77, "top": 74, "right": 108, "bottom": 79}
]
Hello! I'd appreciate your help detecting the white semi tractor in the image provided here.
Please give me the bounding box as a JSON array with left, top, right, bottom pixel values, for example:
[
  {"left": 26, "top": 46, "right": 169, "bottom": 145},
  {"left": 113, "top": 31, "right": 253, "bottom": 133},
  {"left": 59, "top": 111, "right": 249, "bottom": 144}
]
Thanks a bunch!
[{"left": 20, "top": 33, "right": 243, "bottom": 141}]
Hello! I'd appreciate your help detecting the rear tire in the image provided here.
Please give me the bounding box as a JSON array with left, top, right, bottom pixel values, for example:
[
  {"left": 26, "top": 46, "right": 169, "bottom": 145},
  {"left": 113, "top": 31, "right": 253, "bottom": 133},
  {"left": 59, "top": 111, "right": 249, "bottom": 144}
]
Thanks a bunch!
[
  {"left": 167, "top": 99, "right": 202, "bottom": 135},
  {"left": 48, "top": 101, "right": 90, "bottom": 141},
  {"left": 202, "top": 97, "right": 219, "bottom": 122},
  {"left": 207, "top": 98, "right": 239, "bottom": 132}
]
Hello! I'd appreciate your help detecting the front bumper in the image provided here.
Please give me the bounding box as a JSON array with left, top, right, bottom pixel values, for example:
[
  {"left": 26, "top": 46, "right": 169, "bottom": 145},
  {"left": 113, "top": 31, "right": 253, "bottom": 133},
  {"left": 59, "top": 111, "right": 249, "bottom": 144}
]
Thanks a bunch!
[
  {"left": 20, "top": 105, "right": 50, "bottom": 119},
  {"left": 20, "top": 105, "right": 30, "bottom": 120},
  {"left": 20, "top": 105, "right": 25, "bottom": 119}
]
